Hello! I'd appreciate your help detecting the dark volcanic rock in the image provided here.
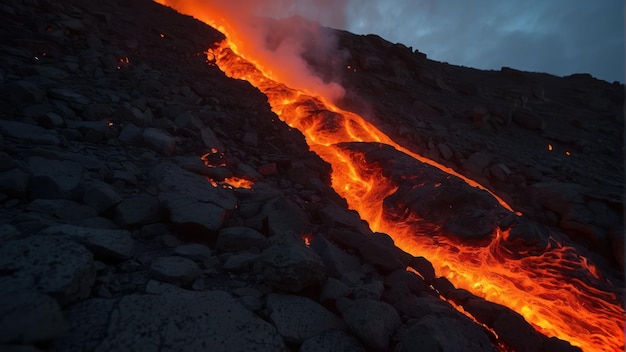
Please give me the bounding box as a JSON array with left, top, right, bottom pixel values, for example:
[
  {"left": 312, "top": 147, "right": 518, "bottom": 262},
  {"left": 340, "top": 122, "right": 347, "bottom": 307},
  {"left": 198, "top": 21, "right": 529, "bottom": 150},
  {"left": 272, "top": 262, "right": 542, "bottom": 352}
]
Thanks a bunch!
[
  {"left": 150, "top": 256, "right": 201, "bottom": 286},
  {"left": 408, "top": 256, "right": 436, "bottom": 283},
  {"left": 81, "top": 180, "right": 122, "bottom": 214},
  {"left": 41, "top": 225, "right": 135, "bottom": 261},
  {"left": 336, "top": 297, "right": 401, "bottom": 352},
  {"left": 310, "top": 235, "right": 364, "bottom": 285},
  {"left": 26, "top": 199, "right": 98, "bottom": 221},
  {"left": 383, "top": 269, "right": 426, "bottom": 303},
  {"left": 0, "top": 168, "right": 30, "bottom": 197},
  {"left": 0, "top": 236, "right": 95, "bottom": 305},
  {"left": 396, "top": 315, "right": 495, "bottom": 352},
  {"left": 0, "top": 120, "right": 60, "bottom": 145},
  {"left": 326, "top": 228, "right": 409, "bottom": 272},
  {"left": 251, "top": 195, "right": 309, "bottom": 236},
  {"left": 221, "top": 252, "right": 260, "bottom": 272},
  {"left": 0, "top": 224, "right": 21, "bottom": 243},
  {"left": 527, "top": 182, "right": 622, "bottom": 259},
  {"left": 142, "top": 127, "right": 177, "bottom": 155},
  {"left": 320, "top": 277, "right": 351, "bottom": 302},
  {"left": 339, "top": 142, "right": 510, "bottom": 241},
  {"left": 27, "top": 157, "right": 86, "bottom": 200},
  {"left": 299, "top": 330, "right": 365, "bottom": 352},
  {"left": 452, "top": 292, "right": 546, "bottom": 352},
  {"left": 512, "top": 108, "right": 544, "bottom": 130},
  {"left": 256, "top": 232, "right": 326, "bottom": 292},
  {"left": 172, "top": 243, "right": 213, "bottom": 262},
  {"left": 0, "top": 291, "right": 65, "bottom": 344},
  {"left": 114, "top": 194, "right": 162, "bottom": 227},
  {"left": 216, "top": 226, "right": 269, "bottom": 252},
  {"left": 156, "top": 164, "right": 237, "bottom": 233},
  {"left": 55, "top": 285, "right": 287, "bottom": 352},
  {"left": 265, "top": 293, "right": 344, "bottom": 343},
  {"left": 0, "top": 80, "right": 46, "bottom": 107}
]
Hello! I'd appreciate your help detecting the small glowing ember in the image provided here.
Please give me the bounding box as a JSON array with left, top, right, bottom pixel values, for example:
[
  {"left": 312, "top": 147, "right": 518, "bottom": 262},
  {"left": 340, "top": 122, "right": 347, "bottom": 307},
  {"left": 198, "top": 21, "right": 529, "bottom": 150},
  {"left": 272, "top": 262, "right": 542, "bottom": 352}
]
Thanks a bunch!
[{"left": 302, "top": 233, "right": 313, "bottom": 247}]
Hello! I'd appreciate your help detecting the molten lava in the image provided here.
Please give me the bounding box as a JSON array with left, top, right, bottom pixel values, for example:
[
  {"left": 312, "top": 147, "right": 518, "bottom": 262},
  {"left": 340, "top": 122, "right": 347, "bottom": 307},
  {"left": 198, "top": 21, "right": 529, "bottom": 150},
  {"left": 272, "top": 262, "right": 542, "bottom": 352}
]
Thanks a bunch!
[
  {"left": 155, "top": 2, "right": 624, "bottom": 351},
  {"left": 201, "top": 149, "right": 254, "bottom": 189}
]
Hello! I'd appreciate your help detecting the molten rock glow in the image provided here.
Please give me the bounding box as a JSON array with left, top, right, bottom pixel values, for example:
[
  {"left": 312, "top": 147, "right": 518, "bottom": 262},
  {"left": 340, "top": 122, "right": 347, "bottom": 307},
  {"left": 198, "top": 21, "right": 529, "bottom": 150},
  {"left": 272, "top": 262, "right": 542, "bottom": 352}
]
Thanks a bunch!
[{"left": 156, "top": 1, "right": 624, "bottom": 351}]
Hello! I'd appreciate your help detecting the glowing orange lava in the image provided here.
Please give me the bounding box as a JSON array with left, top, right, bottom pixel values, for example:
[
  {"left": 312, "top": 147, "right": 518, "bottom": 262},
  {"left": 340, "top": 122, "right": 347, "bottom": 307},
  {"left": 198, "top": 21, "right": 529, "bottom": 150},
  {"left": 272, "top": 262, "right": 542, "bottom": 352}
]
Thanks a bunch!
[
  {"left": 223, "top": 176, "right": 254, "bottom": 189},
  {"left": 155, "top": 2, "right": 624, "bottom": 351},
  {"left": 201, "top": 149, "right": 254, "bottom": 189}
]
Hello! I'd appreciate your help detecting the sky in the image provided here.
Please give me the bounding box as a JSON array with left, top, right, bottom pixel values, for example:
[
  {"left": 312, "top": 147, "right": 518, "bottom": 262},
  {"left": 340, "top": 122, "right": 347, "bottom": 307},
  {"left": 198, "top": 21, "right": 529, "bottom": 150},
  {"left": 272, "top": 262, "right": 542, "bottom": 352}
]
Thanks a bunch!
[
  {"left": 341, "top": 0, "right": 624, "bottom": 83},
  {"left": 161, "top": 0, "right": 624, "bottom": 84}
]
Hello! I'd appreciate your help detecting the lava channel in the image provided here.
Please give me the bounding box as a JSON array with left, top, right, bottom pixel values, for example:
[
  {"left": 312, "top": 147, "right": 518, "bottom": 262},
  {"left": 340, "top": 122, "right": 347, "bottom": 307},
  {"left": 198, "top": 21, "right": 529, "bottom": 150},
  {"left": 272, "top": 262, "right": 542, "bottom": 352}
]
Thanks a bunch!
[{"left": 154, "top": 2, "right": 625, "bottom": 351}]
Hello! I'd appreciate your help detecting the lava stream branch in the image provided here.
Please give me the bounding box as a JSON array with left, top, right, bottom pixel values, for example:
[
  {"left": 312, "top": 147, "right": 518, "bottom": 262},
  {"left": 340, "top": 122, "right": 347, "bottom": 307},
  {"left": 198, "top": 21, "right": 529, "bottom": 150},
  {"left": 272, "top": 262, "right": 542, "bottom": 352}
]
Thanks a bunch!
[{"left": 210, "top": 42, "right": 624, "bottom": 352}]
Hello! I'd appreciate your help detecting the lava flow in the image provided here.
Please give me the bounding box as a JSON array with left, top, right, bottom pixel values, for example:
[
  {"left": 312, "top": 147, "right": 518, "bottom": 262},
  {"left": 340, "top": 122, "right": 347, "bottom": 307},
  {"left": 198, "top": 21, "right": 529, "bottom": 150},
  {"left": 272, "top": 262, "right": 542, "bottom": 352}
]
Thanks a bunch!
[{"left": 155, "top": 2, "right": 624, "bottom": 351}]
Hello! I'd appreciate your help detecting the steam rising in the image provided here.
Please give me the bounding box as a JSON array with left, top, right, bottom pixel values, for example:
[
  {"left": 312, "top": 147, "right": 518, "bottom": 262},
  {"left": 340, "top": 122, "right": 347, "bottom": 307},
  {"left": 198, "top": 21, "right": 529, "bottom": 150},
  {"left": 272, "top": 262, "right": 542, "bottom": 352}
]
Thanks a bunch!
[{"left": 159, "top": 0, "right": 349, "bottom": 101}]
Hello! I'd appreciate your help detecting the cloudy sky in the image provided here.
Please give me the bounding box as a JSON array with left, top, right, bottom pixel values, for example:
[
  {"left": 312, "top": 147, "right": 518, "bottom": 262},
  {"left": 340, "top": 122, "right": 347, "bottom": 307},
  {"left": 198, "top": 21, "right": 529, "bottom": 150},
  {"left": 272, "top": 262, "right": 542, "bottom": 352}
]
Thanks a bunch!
[{"left": 340, "top": 0, "right": 624, "bottom": 83}]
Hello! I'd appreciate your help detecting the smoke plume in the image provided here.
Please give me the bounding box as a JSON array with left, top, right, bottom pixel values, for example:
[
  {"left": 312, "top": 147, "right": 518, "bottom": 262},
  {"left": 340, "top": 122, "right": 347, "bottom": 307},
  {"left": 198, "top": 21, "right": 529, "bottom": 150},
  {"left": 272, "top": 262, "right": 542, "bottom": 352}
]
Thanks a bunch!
[{"left": 157, "top": 0, "right": 350, "bottom": 101}]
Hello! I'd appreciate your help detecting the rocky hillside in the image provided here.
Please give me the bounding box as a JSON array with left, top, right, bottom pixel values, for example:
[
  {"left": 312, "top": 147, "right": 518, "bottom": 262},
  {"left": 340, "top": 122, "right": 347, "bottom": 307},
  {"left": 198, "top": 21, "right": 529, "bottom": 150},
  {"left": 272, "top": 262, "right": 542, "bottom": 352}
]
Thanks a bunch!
[
  {"left": 0, "top": 0, "right": 620, "bottom": 351},
  {"left": 309, "top": 27, "right": 625, "bottom": 269}
]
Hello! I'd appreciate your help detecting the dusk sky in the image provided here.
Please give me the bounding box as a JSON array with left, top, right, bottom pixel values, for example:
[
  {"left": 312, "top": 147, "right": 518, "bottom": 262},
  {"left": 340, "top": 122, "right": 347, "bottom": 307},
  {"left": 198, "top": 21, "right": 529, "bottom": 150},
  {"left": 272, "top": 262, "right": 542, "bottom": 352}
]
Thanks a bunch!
[{"left": 341, "top": 0, "right": 624, "bottom": 83}]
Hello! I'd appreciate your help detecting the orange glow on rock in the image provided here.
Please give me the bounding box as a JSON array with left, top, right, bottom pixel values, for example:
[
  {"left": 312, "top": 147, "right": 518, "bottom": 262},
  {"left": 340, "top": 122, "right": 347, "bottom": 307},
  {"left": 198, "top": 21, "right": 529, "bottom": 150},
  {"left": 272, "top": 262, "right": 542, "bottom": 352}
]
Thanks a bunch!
[
  {"left": 207, "top": 176, "right": 254, "bottom": 189},
  {"left": 302, "top": 233, "right": 312, "bottom": 247},
  {"left": 154, "top": 2, "right": 624, "bottom": 351},
  {"left": 223, "top": 177, "right": 254, "bottom": 189}
]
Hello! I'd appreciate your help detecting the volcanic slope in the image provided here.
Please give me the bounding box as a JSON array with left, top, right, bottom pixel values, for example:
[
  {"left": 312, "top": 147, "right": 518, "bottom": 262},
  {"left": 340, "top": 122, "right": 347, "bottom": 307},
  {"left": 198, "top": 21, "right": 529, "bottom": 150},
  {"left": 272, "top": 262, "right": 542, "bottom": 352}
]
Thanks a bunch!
[
  {"left": 154, "top": 2, "right": 623, "bottom": 350},
  {"left": 0, "top": 0, "right": 622, "bottom": 351},
  {"left": 333, "top": 30, "right": 624, "bottom": 264}
]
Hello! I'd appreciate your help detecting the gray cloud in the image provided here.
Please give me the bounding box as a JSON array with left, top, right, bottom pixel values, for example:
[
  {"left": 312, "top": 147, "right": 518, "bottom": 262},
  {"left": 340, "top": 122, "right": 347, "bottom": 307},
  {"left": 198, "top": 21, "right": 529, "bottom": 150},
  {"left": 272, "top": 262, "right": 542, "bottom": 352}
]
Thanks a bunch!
[{"left": 343, "top": 0, "right": 624, "bottom": 83}]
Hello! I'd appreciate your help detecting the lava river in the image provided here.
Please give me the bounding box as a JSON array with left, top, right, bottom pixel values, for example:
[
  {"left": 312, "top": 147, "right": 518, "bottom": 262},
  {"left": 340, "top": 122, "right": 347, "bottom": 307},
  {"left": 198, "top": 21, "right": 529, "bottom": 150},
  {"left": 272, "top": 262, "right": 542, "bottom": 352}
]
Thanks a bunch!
[{"left": 155, "top": 2, "right": 624, "bottom": 351}]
